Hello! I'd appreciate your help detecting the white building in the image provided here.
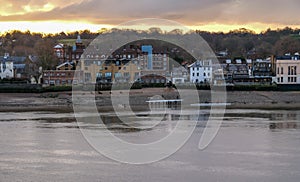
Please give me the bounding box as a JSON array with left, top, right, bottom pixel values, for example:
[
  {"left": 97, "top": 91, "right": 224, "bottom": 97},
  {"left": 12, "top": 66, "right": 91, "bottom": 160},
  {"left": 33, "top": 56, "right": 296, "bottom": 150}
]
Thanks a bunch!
[
  {"left": 276, "top": 55, "right": 300, "bottom": 85},
  {"left": 0, "top": 61, "right": 14, "bottom": 79},
  {"left": 189, "top": 60, "right": 212, "bottom": 83}
]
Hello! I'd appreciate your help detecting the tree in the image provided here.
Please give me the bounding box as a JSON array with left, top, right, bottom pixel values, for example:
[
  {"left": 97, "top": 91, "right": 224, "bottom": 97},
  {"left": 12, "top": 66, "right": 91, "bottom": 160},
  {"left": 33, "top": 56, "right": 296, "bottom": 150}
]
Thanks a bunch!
[
  {"left": 34, "top": 39, "right": 59, "bottom": 70},
  {"left": 273, "top": 36, "right": 300, "bottom": 55}
]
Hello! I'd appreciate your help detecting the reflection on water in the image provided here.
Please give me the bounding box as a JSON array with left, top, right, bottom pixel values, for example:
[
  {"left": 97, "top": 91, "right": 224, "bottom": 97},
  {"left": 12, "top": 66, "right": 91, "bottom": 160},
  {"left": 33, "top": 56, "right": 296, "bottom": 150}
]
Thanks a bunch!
[
  {"left": 270, "top": 112, "right": 300, "bottom": 121},
  {"left": 269, "top": 122, "right": 299, "bottom": 130},
  {"left": 1, "top": 110, "right": 300, "bottom": 131},
  {"left": 1, "top": 109, "right": 300, "bottom": 181}
]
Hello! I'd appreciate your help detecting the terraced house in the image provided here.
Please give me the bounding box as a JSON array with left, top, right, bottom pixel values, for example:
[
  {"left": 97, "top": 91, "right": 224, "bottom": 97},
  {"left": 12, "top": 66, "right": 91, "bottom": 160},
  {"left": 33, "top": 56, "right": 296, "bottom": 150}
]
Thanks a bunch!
[{"left": 276, "top": 54, "right": 300, "bottom": 87}]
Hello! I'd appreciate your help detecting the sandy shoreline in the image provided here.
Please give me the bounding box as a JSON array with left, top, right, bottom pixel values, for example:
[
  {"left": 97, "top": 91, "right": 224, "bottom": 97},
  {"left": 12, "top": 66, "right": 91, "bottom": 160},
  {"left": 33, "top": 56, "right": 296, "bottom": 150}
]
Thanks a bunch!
[{"left": 0, "top": 88, "right": 300, "bottom": 112}]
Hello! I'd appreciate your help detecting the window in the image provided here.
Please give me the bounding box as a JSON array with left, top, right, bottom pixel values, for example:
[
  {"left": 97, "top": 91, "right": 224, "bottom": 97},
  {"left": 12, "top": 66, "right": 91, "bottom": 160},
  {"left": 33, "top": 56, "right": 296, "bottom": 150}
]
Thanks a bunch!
[
  {"left": 281, "top": 67, "right": 284, "bottom": 74},
  {"left": 281, "top": 77, "right": 283, "bottom": 82},
  {"left": 115, "top": 72, "right": 121, "bottom": 78},
  {"left": 96, "top": 73, "right": 102, "bottom": 78},
  {"left": 124, "top": 72, "right": 130, "bottom": 78},
  {"left": 295, "top": 77, "right": 297, "bottom": 82},
  {"left": 288, "top": 66, "right": 298, "bottom": 75},
  {"left": 197, "top": 73, "right": 199, "bottom": 76},
  {"left": 105, "top": 72, "right": 112, "bottom": 78},
  {"left": 288, "top": 77, "right": 290, "bottom": 82},
  {"left": 134, "top": 72, "right": 140, "bottom": 79},
  {"left": 277, "top": 77, "right": 280, "bottom": 83},
  {"left": 204, "top": 73, "right": 206, "bottom": 77},
  {"left": 84, "top": 73, "right": 91, "bottom": 82},
  {"left": 277, "top": 67, "right": 279, "bottom": 74}
]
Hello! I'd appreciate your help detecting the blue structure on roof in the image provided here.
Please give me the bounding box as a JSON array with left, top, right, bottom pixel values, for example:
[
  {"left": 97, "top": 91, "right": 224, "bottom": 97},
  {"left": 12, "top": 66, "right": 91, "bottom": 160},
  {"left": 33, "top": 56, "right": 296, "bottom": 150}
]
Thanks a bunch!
[{"left": 142, "top": 45, "right": 153, "bottom": 70}]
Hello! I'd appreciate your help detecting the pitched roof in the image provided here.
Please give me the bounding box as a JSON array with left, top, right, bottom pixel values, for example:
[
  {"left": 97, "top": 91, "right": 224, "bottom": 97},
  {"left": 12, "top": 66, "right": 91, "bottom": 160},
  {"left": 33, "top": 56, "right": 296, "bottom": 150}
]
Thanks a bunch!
[
  {"left": 56, "top": 62, "right": 74, "bottom": 69},
  {"left": 188, "top": 60, "right": 202, "bottom": 68},
  {"left": 54, "top": 44, "right": 64, "bottom": 49},
  {"left": 0, "top": 56, "right": 26, "bottom": 64}
]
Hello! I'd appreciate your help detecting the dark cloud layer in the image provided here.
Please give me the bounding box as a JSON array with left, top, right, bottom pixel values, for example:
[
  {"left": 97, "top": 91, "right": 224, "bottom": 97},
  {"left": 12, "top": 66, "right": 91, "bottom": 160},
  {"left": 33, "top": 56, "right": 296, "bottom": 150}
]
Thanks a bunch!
[{"left": 0, "top": 0, "right": 299, "bottom": 26}]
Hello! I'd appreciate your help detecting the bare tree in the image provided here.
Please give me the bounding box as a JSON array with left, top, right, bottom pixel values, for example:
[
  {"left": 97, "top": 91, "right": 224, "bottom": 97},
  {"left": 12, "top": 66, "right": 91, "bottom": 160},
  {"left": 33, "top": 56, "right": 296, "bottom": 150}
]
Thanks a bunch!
[{"left": 34, "top": 38, "right": 59, "bottom": 70}]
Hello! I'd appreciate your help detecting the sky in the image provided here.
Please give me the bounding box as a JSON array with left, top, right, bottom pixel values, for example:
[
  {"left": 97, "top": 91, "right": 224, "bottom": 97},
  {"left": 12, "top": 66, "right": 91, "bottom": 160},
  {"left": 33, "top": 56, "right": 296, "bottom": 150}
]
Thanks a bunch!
[{"left": 0, "top": 0, "right": 299, "bottom": 34}]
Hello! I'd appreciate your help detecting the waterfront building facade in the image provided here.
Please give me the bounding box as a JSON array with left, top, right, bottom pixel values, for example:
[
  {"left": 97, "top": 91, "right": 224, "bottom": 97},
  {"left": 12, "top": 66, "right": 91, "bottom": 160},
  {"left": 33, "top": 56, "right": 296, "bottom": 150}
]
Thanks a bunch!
[
  {"left": 276, "top": 55, "right": 300, "bottom": 85},
  {"left": 189, "top": 60, "right": 212, "bottom": 83}
]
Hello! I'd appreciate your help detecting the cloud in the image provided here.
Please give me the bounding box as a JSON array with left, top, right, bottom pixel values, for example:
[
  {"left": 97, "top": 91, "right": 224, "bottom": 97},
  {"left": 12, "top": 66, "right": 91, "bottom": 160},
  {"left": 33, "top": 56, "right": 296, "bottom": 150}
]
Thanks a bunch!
[
  {"left": 0, "top": 0, "right": 299, "bottom": 26},
  {"left": 0, "top": 0, "right": 81, "bottom": 15}
]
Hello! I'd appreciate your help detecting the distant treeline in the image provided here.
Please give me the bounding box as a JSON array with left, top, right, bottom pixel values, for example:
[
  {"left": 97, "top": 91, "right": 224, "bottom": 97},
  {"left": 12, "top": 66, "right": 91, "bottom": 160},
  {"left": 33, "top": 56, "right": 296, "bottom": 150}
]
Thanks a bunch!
[
  {"left": 197, "top": 27, "right": 300, "bottom": 58},
  {"left": 1, "top": 27, "right": 300, "bottom": 59}
]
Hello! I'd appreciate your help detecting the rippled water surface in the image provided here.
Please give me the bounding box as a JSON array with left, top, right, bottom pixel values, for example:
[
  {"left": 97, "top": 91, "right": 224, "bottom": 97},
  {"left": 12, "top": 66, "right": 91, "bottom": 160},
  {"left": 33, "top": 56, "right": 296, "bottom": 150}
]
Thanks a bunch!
[{"left": 1, "top": 109, "right": 300, "bottom": 182}]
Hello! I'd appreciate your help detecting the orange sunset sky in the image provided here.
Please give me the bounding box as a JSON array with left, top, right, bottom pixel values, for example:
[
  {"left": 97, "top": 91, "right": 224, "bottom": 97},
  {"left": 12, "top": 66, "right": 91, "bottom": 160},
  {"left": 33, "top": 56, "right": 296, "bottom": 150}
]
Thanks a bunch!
[{"left": 0, "top": 0, "right": 299, "bottom": 34}]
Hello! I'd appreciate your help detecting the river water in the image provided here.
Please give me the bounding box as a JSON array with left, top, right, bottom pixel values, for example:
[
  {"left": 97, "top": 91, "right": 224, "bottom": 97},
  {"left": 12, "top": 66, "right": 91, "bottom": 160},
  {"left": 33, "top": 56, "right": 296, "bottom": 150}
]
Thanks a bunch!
[{"left": 1, "top": 109, "right": 300, "bottom": 182}]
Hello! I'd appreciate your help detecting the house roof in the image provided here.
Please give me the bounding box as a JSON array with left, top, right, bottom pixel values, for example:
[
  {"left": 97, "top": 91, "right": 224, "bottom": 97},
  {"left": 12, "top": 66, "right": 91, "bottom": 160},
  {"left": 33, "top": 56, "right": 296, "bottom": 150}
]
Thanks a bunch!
[
  {"left": 56, "top": 62, "right": 74, "bottom": 69},
  {"left": 226, "top": 59, "right": 232, "bottom": 64},
  {"left": 276, "top": 55, "right": 300, "bottom": 60},
  {"left": 0, "top": 56, "right": 26, "bottom": 64},
  {"left": 14, "top": 64, "right": 26, "bottom": 69},
  {"left": 188, "top": 60, "right": 202, "bottom": 68},
  {"left": 54, "top": 44, "right": 64, "bottom": 49},
  {"left": 246, "top": 59, "right": 252, "bottom": 64}
]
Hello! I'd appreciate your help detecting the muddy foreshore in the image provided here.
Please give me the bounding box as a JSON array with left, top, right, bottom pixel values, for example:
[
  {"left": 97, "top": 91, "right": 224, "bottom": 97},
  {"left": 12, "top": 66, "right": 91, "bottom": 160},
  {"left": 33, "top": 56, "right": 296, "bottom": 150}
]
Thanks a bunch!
[{"left": 0, "top": 88, "right": 300, "bottom": 112}]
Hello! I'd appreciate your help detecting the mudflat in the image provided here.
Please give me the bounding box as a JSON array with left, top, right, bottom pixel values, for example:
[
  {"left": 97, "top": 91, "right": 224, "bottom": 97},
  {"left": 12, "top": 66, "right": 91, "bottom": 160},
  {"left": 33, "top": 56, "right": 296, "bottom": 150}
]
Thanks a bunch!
[{"left": 1, "top": 88, "right": 300, "bottom": 112}]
